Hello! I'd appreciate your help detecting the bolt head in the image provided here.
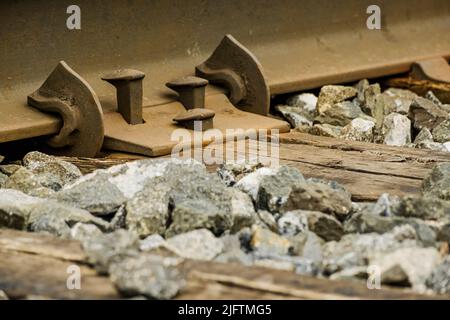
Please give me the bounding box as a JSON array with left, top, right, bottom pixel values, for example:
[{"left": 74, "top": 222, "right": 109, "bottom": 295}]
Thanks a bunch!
[
  {"left": 166, "top": 76, "right": 208, "bottom": 90},
  {"left": 102, "top": 69, "right": 145, "bottom": 82},
  {"left": 173, "top": 108, "right": 215, "bottom": 122}
]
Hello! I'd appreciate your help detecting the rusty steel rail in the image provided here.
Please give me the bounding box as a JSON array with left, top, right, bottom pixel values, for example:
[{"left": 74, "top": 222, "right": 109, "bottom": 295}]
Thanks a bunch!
[{"left": 1, "top": 0, "right": 450, "bottom": 156}]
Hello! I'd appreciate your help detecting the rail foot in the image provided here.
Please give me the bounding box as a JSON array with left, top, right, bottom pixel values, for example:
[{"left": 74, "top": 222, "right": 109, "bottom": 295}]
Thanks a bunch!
[{"left": 411, "top": 57, "right": 450, "bottom": 84}]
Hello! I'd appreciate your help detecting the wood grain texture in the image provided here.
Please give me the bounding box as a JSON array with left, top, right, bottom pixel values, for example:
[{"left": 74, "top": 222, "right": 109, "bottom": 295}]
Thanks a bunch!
[
  {"left": 384, "top": 76, "right": 450, "bottom": 104},
  {"left": 275, "top": 132, "right": 450, "bottom": 201},
  {"left": 0, "top": 251, "right": 119, "bottom": 299},
  {"left": 0, "top": 228, "right": 86, "bottom": 262},
  {"left": 179, "top": 260, "right": 437, "bottom": 300}
]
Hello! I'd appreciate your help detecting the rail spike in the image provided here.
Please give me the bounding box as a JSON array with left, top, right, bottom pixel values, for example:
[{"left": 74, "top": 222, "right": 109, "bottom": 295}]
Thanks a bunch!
[
  {"left": 196, "top": 34, "right": 270, "bottom": 116},
  {"left": 27, "top": 61, "right": 104, "bottom": 157}
]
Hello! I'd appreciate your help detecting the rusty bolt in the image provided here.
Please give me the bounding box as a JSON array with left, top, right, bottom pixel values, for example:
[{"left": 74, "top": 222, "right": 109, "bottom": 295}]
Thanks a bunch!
[
  {"left": 102, "top": 69, "right": 145, "bottom": 125},
  {"left": 166, "top": 76, "right": 209, "bottom": 109},
  {"left": 173, "top": 108, "right": 215, "bottom": 131}
]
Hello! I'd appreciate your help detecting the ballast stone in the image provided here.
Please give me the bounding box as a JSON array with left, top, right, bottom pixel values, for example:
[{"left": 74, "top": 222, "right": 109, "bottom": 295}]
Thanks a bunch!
[
  {"left": 53, "top": 171, "right": 126, "bottom": 216},
  {"left": 23, "top": 151, "right": 82, "bottom": 191}
]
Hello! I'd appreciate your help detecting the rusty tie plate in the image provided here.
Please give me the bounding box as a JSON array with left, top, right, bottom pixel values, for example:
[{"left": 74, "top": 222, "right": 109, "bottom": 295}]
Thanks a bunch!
[{"left": 1, "top": 0, "right": 450, "bottom": 156}]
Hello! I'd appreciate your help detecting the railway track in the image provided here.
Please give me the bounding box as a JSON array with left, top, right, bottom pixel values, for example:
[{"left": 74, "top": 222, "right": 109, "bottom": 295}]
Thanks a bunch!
[
  {"left": 0, "top": 1, "right": 450, "bottom": 300},
  {"left": 1, "top": 0, "right": 450, "bottom": 157}
]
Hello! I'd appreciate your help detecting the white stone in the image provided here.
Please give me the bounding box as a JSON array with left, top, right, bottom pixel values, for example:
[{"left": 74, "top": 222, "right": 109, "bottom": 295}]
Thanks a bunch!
[
  {"left": 235, "top": 167, "right": 276, "bottom": 201},
  {"left": 322, "top": 227, "right": 419, "bottom": 274},
  {"left": 317, "top": 85, "right": 357, "bottom": 114},
  {"left": 281, "top": 109, "right": 312, "bottom": 127},
  {"left": 66, "top": 158, "right": 204, "bottom": 199},
  {"left": 384, "top": 88, "right": 417, "bottom": 114},
  {"left": 0, "top": 290, "right": 8, "bottom": 300},
  {"left": 0, "top": 189, "right": 108, "bottom": 230},
  {"left": 286, "top": 93, "right": 318, "bottom": 113},
  {"left": 277, "top": 211, "right": 309, "bottom": 236},
  {"left": 70, "top": 222, "right": 103, "bottom": 241},
  {"left": 413, "top": 128, "right": 433, "bottom": 144},
  {"left": 0, "top": 188, "right": 43, "bottom": 206},
  {"left": 443, "top": 142, "right": 450, "bottom": 152},
  {"left": 166, "top": 229, "right": 224, "bottom": 261},
  {"left": 275, "top": 104, "right": 313, "bottom": 128},
  {"left": 369, "top": 247, "right": 442, "bottom": 292},
  {"left": 229, "top": 188, "right": 257, "bottom": 232},
  {"left": 340, "top": 118, "right": 375, "bottom": 142},
  {"left": 416, "top": 141, "right": 447, "bottom": 152},
  {"left": 139, "top": 234, "right": 167, "bottom": 251},
  {"left": 382, "top": 113, "right": 411, "bottom": 146}
]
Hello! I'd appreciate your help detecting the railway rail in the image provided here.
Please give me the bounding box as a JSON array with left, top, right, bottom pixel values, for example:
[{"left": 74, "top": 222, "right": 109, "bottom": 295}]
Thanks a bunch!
[
  {"left": 1, "top": 0, "right": 450, "bottom": 157},
  {"left": 1, "top": 1, "right": 450, "bottom": 300}
]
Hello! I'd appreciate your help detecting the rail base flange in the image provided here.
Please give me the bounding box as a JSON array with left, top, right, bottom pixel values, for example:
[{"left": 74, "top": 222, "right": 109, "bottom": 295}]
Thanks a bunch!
[{"left": 411, "top": 57, "right": 450, "bottom": 84}]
